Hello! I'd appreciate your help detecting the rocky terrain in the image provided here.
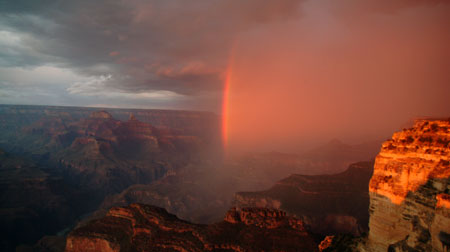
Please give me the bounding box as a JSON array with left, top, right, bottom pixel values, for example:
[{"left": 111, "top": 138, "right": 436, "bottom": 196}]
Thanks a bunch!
[
  {"left": 0, "top": 105, "right": 220, "bottom": 251},
  {"left": 4, "top": 104, "right": 371, "bottom": 250},
  {"left": 0, "top": 105, "right": 220, "bottom": 196},
  {"left": 321, "top": 119, "right": 450, "bottom": 251},
  {"left": 361, "top": 119, "right": 450, "bottom": 251},
  {"left": 74, "top": 138, "right": 380, "bottom": 234},
  {"left": 8, "top": 104, "right": 439, "bottom": 252},
  {"left": 65, "top": 203, "right": 318, "bottom": 252},
  {"left": 233, "top": 119, "right": 450, "bottom": 251},
  {"left": 234, "top": 161, "right": 374, "bottom": 236},
  {"left": 0, "top": 104, "right": 219, "bottom": 143},
  {"left": 3, "top": 109, "right": 208, "bottom": 207}
]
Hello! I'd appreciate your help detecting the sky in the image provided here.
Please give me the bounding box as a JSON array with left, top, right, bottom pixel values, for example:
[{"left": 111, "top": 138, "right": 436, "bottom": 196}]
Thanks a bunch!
[{"left": 1, "top": 0, "right": 450, "bottom": 151}]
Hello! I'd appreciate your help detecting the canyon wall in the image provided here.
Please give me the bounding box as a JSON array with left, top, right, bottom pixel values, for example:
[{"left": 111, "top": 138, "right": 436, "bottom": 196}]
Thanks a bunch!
[
  {"left": 234, "top": 161, "right": 374, "bottom": 236},
  {"left": 0, "top": 105, "right": 220, "bottom": 251},
  {"left": 65, "top": 203, "right": 318, "bottom": 252},
  {"left": 364, "top": 119, "right": 450, "bottom": 251}
]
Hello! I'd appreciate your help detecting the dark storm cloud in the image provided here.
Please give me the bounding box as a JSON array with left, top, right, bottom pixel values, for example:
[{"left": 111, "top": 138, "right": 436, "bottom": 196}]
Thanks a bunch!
[
  {"left": 0, "top": 0, "right": 449, "bottom": 113},
  {"left": 0, "top": 0, "right": 304, "bottom": 97}
]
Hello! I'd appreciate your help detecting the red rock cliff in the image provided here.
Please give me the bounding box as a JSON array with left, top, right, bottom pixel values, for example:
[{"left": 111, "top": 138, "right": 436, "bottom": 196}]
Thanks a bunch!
[{"left": 365, "top": 119, "right": 450, "bottom": 251}]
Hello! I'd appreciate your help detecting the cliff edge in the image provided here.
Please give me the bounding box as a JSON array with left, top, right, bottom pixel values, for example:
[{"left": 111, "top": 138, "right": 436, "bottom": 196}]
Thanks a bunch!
[{"left": 364, "top": 119, "right": 450, "bottom": 251}]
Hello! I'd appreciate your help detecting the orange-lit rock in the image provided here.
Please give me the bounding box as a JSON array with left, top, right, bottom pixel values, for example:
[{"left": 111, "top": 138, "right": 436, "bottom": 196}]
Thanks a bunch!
[
  {"left": 65, "top": 204, "right": 318, "bottom": 252},
  {"left": 319, "top": 236, "right": 334, "bottom": 251},
  {"left": 364, "top": 119, "right": 450, "bottom": 252},
  {"left": 436, "top": 194, "right": 450, "bottom": 209},
  {"left": 369, "top": 119, "right": 450, "bottom": 205}
]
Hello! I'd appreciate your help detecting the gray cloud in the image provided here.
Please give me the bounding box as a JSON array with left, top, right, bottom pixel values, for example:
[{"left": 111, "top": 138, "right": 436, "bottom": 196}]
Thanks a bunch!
[
  {"left": 0, "top": 0, "right": 304, "bottom": 100},
  {"left": 0, "top": 0, "right": 449, "bottom": 114}
]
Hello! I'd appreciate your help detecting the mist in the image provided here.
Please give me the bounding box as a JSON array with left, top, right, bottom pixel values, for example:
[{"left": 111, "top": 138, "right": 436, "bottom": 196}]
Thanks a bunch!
[{"left": 224, "top": 0, "right": 450, "bottom": 153}]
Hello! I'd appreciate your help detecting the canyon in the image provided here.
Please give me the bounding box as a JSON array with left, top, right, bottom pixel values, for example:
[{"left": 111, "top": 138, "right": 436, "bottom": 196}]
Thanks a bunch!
[
  {"left": 64, "top": 118, "right": 450, "bottom": 252},
  {"left": 234, "top": 161, "right": 374, "bottom": 236},
  {"left": 4, "top": 105, "right": 375, "bottom": 250},
  {"left": 88, "top": 139, "right": 380, "bottom": 227},
  {"left": 1, "top": 104, "right": 449, "bottom": 252},
  {"left": 0, "top": 105, "right": 220, "bottom": 251}
]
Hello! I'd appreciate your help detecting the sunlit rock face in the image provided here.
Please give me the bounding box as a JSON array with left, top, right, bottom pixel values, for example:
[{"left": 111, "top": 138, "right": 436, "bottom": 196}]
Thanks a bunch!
[
  {"left": 65, "top": 204, "right": 318, "bottom": 252},
  {"left": 365, "top": 119, "right": 450, "bottom": 252}
]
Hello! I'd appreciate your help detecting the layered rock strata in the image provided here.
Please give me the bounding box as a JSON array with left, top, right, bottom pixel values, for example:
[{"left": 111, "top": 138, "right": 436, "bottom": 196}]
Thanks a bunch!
[
  {"left": 0, "top": 105, "right": 220, "bottom": 251},
  {"left": 365, "top": 119, "right": 450, "bottom": 251},
  {"left": 65, "top": 203, "right": 318, "bottom": 252}
]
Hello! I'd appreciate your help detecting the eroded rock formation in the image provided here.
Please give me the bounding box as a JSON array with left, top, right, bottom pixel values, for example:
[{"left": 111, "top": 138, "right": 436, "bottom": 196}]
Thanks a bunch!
[
  {"left": 234, "top": 161, "right": 374, "bottom": 236},
  {"left": 65, "top": 203, "right": 318, "bottom": 252},
  {"left": 0, "top": 105, "right": 221, "bottom": 251},
  {"left": 364, "top": 119, "right": 450, "bottom": 251}
]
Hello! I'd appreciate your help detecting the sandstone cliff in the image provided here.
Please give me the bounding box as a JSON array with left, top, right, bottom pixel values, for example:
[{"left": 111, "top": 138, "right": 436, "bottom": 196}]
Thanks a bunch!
[
  {"left": 363, "top": 119, "right": 450, "bottom": 251},
  {"left": 65, "top": 203, "right": 318, "bottom": 252}
]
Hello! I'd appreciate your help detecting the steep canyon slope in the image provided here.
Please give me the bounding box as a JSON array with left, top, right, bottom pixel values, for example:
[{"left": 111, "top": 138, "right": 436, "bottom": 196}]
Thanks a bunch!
[
  {"left": 363, "top": 119, "right": 450, "bottom": 251},
  {"left": 323, "top": 119, "right": 450, "bottom": 251}
]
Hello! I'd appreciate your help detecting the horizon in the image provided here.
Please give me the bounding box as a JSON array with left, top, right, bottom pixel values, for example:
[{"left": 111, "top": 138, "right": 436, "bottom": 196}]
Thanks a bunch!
[
  {"left": 2, "top": 0, "right": 450, "bottom": 152},
  {"left": 0, "top": 103, "right": 388, "bottom": 154}
]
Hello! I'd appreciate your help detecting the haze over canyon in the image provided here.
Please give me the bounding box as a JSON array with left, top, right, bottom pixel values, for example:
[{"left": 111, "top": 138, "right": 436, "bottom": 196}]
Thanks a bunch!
[{"left": 1, "top": 0, "right": 450, "bottom": 251}]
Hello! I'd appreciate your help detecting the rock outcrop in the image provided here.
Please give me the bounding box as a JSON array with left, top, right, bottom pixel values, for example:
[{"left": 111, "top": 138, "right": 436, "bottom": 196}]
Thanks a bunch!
[
  {"left": 319, "top": 236, "right": 334, "bottom": 251},
  {"left": 89, "top": 111, "right": 114, "bottom": 119},
  {"left": 364, "top": 119, "right": 450, "bottom": 251},
  {"left": 234, "top": 161, "right": 374, "bottom": 236},
  {"left": 65, "top": 203, "right": 318, "bottom": 252}
]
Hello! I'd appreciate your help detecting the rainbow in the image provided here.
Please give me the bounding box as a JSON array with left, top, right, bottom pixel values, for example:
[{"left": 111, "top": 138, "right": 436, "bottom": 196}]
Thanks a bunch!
[
  {"left": 221, "top": 65, "right": 231, "bottom": 150},
  {"left": 221, "top": 43, "right": 236, "bottom": 152}
]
